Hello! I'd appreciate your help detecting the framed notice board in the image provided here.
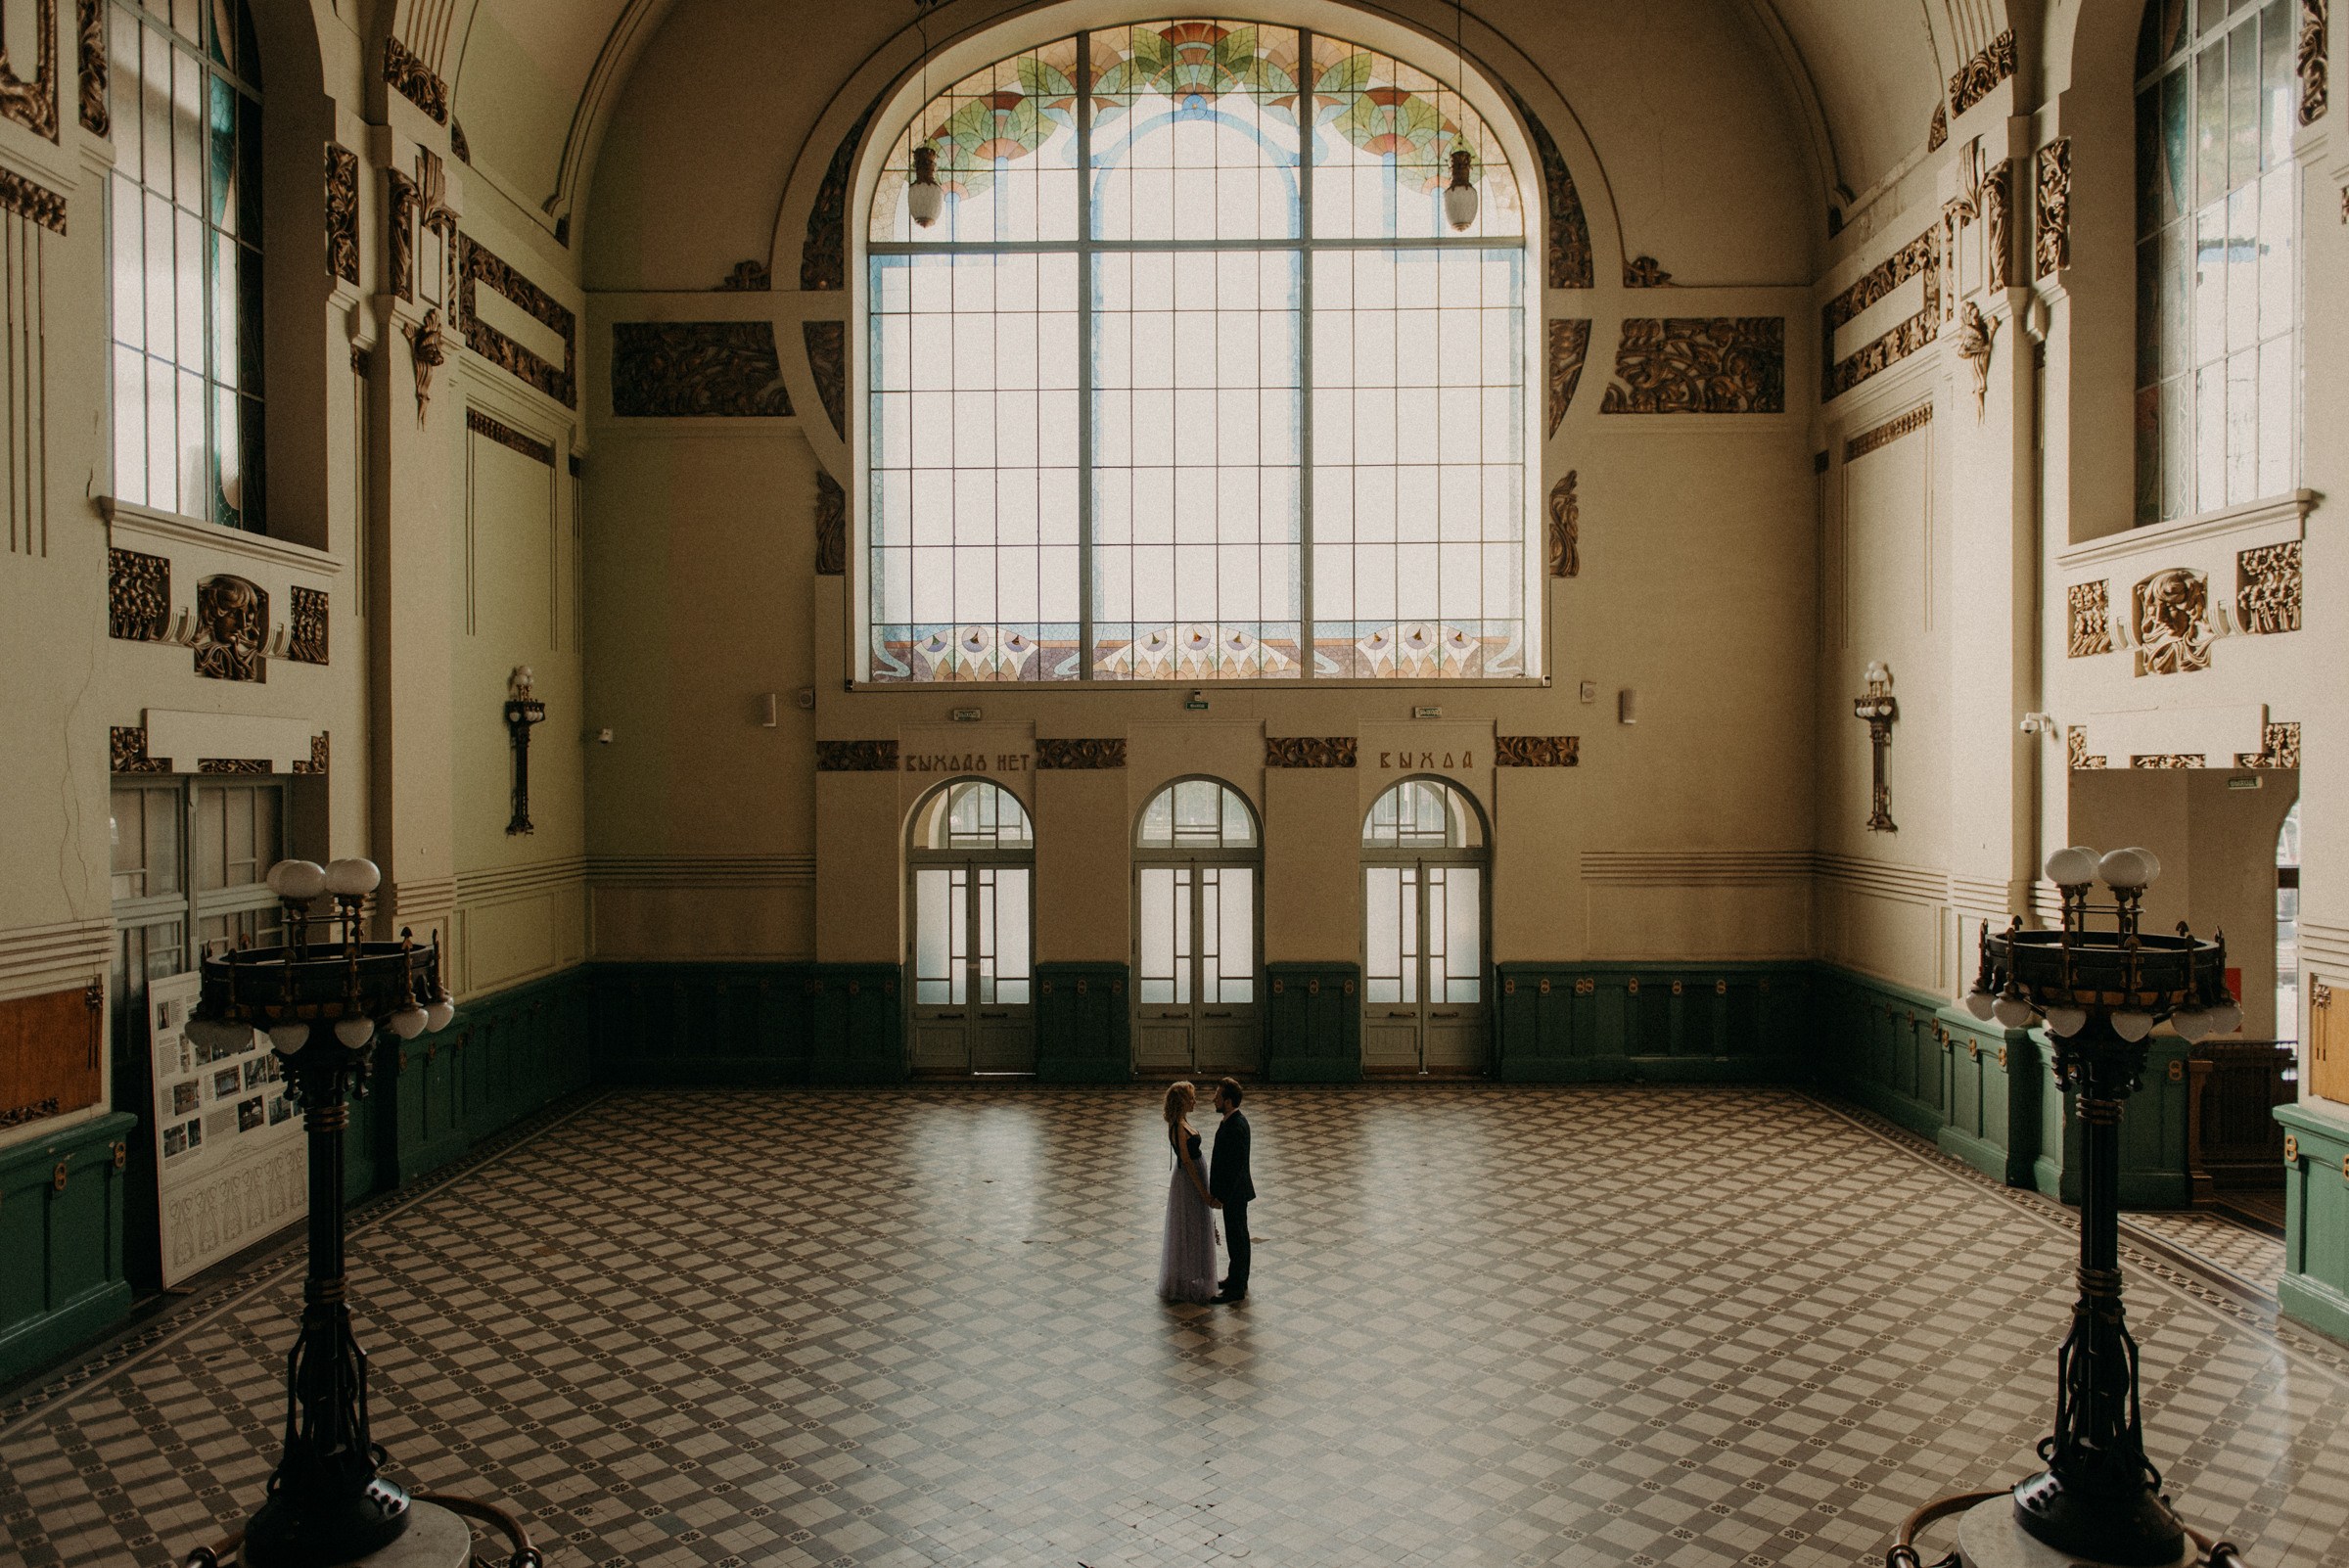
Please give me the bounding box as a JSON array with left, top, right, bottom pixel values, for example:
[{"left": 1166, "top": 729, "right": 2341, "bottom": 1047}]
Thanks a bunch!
[
  {"left": 0, "top": 982, "right": 104, "bottom": 1132},
  {"left": 147, "top": 973, "right": 306, "bottom": 1286}
]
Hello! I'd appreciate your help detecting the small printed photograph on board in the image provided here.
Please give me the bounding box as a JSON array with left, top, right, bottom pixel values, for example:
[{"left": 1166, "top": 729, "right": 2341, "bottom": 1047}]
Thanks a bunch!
[
  {"left": 238, "top": 1096, "right": 265, "bottom": 1132},
  {"left": 268, "top": 1094, "right": 291, "bottom": 1125},
  {"left": 244, "top": 1057, "right": 272, "bottom": 1088},
  {"left": 162, "top": 1125, "right": 186, "bottom": 1158},
  {"left": 212, "top": 1068, "right": 241, "bottom": 1099},
  {"left": 170, "top": 1080, "right": 201, "bottom": 1116}
]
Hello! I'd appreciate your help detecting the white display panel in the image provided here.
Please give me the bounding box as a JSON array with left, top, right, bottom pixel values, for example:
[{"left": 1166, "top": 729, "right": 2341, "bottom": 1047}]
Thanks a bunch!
[{"left": 147, "top": 972, "right": 305, "bottom": 1286}]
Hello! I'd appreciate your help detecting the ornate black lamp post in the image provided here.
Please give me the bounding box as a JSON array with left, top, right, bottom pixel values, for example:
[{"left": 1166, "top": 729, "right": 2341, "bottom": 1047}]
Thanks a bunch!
[
  {"left": 183, "top": 857, "right": 457, "bottom": 1568},
  {"left": 1891, "top": 844, "right": 2241, "bottom": 1568}
]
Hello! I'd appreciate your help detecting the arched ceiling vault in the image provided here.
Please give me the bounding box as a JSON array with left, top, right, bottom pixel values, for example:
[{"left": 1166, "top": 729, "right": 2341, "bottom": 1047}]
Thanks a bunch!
[{"left": 424, "top": 0, "right": 2008, "bottom": 254}]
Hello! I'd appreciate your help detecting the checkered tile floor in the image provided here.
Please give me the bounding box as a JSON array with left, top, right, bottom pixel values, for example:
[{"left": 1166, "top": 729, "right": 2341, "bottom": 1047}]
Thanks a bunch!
[
  {"left": 4, "top": 1086, "right": 2347, "bottom": 1568},
  {"left": 2123, "top": 1210, "right": 2286, "bottom": 1295}
]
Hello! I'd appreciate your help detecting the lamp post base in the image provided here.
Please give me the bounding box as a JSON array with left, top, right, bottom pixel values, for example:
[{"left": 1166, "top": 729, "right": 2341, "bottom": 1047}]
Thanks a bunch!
[
  {"left": 2012, "top": 1467, "right": 2188, "bottom": 1568},
  {"left": 1958, "top": 1494, "right": 2193, "bottom": 1568},
  {"left": 241, "top": 1476, "right": 413, "bottom": 1568}
]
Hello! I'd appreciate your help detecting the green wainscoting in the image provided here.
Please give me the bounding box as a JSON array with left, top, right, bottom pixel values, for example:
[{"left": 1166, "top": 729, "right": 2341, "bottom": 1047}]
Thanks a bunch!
[
  {"left": 1495, "top": 962, "right": 1806, "bottom": 1082},
  {"left": 2277, "top": 1103, "right": 2349, "bottom": 1344},
  {"left": 392, "top": 969, "right": 596, "bottom": 1184},
  {"left": 2030, "top": 1040, "right": 2195, "bottom": 1209},
  {"left": 1264, "top": 963, "right": 1361, "bottom": 1082},
  {"left": 1036, "top": 963, "right": 1133, "bottom": 1082},
  {"left": 1936, "top": 1015, "right": 2042, "bottom": 1187},
  {"left": 0, "top": 1112, "right": 139, "bottom": 1389},
  {"left": 587, "top": 963, "right": 908, "bottom": 1085},
  {"left": 806, "top": 966, "right": 907, "bottom": 1084}
]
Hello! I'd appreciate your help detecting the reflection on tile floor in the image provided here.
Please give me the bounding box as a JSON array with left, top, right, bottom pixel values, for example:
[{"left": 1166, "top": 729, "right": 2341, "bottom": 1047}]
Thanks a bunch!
[
  {"left": 3, "top": 1086, "right": 2347, "bottom": 1568},
  {"left": 2122, "top": 1210, "right": 2286, "bottom": 1295}
]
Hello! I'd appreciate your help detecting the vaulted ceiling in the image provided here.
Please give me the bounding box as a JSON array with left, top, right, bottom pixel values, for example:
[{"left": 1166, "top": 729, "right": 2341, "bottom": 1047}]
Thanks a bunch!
[{"left": 404, "top": 0, "right": 2013, "bottom": 259}]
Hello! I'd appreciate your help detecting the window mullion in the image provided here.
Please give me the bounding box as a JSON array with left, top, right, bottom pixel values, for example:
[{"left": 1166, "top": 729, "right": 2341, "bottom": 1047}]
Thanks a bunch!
[
  {"left": 1297, "top": 27, "right": 1314, "bottom": 680},
  {"left": 1076, "top": 30, "right": 1094, "bottom": 680}
]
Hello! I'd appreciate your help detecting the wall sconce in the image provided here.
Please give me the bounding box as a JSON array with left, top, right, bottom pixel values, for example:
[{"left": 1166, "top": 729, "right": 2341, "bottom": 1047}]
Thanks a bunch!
[
  {"left": 503, "top": 666, "right": 546, "bottom": 836},
  {"left": 1854, "top": 662, "right": 1898, "bottom": 832}
]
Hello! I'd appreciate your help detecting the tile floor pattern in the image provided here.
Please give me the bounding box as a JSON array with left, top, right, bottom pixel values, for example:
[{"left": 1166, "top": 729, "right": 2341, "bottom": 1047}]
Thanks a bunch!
[
  {"left": 2121, "top": 1210, "right": 2287, "bottom": 1296},
  {"left": 3, "top": 1085, "right": 2347, "bottom": 1568}
]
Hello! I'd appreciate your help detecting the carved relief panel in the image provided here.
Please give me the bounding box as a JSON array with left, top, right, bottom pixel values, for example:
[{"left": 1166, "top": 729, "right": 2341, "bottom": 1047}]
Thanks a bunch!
[
  {"left": 193, "top": 575, "right": 267, "bottom": 682},
  {"left": 2066, "top": 581, "right": 2112, "bottom": 658},
  {"left": 2235, "top": 541, "right": 2301, "bottom": 633},
  {"left": 2132, "top": 568, "right": 2211, "bottom": 675}
]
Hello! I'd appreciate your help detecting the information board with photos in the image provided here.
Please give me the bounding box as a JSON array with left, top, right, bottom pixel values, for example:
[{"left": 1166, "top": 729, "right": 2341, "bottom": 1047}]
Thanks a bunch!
[{"left": 147, "top": 973, "right": 306, "bottom": 1286}]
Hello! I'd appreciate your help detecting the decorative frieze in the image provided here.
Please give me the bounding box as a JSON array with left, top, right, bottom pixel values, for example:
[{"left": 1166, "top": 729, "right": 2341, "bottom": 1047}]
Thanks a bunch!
[
  {"left": 1265, "top": 737, "right": 1357, "bottom": 768},
  {"left": 1494, "top": 736, "right": 1579, "bottom": 766},
  {"left": 2130, "top": 754, "right": 2204, "bottom": 769},
  {"left": 801, "top": 98, "right": 881, "bottom": 292},
  {"left": 0, "top": 166, "right": 65, "bottom": 233},
  {"left": 383, "top": 35, "right": 448, "bottom": 124},
  {"left": 108, "top": 548, "right": 169, "bottom": 641},
  {"left": 386, "top": 170, "right": 417, "bottom": 300},
  {"left": 293, "top": 732, "right": 330, "bottom": 776},
  {"left": 1622, "top": 256, "right": 1671, "bottom": 288},
  {"left": 111, "top": 725, "right": 170, "bottom": 773},
  {"left": 74, "top": 0, "right": 102, "bottom": 135},
  {"left": 1844, "top": 404, "right": 1932, "bottom": 463},
  {"left": 2302, "top": 0, "right": 2329, "bottom": 124},
  {"left": 1927, "top": 102, "right": 1948, "bottom": 152},
  {"left": 816, "top": 740, "right": 899, "bottom": 772},
  {"left": 2067, "top": 726, "right": 2107, "bottom": 771},
  {"left": 450, "top": 118, "right": 469, "bottom": 162},
  {"left": 814, "top": 472, "right": 846, "bottom": 576},
  {"left": 1599, "top": 318, "right": 1785, "bottom": 414},
  {"left": 0, "top": 0, "right": 58, "bottom": 140},
  {"left": 193, "top": 576, "right": 267, "bottom": 683},
  {"left": 2237, "top": 722, "right": 2300, "bottom": 769},
  {"left": 1547, "top": 471, "right": 1578, "bottom": 578},
  {"left": 466, "top": 408, "right": 554, "bottom": 466},
  {"left": 718, "top": 260, "right": 770, "bottom": 291},
  {"left": 1036, "top": 739, "right": 1128, "bottom": 769},
  {"left": 1981, "top": 160, "right": 2013, "bottom": 291},
  {"left": 2035, "top": 140, "right": 2071, "bottom": 278},
  {"left": 1822, "top": 230, "right": 1939, "bottom": 401},
  {"left": 198, "top": 758, "right": 272, "bottom": 774},
  {"left": 1948, "top": 29, "right": 2016, "bottom": 115},
  {"left": 1503, "top": 86, "right": 1593, "bottom": 289},
  {"left": 458, "top": 235, "right": 576, "bottom": 408},
  {"left": 2235, "top": 540, "right": 2301, "bottom": 634},
  {"left": 2066, "top": 581, "right": 2113, "bottom": 658},
  {"left": 805, "top": 321, "right": 847, "bottom": 438},
  {"left": 610, "top": 322, "right": 793, "bottom": 418},
  {"left": 1546, "top": 319, "right": 1589, "bottom": 437},
  {"left": 324, "top": 144, "right": 359, "bottom": 286},
  {"left": 2133, "top": 567, "right": 2212, "bottom": 675},
  {"left": 288, "top": 587, "right": 329, "bottom": 665}
]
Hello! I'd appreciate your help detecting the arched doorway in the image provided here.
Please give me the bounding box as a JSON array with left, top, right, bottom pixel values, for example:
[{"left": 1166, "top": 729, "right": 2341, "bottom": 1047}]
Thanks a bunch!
[
  {"left": 907, "top": 779, "right": 1036, "bottom": 1075},
  {"left": 1361, "top": 778, "right": 1489, "bottom": 1075},
  {"left": 1132, "top": 777, "right": 1261, "bottom": 1076}
]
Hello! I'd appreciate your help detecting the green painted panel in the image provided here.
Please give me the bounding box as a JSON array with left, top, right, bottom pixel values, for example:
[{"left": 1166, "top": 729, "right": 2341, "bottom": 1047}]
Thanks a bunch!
[
  {"left": 0, "top": 1112, "right": 139, "bottom": 1389},
  {"left": 2277, "top": 1103, "right": 2349, "bottom": 1344},
  {"left": 807, "top": 965, "right": 906, "bottom": 1084},
  {"left": 1036, "top": 962, "right": 1133, "bottom": 1083},
  {"left": 2031, "top": 1039, "right": 2193, "bottom": 1209},
  {"left": 1264, "top": 963, "right": 1360, "bottom": 1082},
  {"left": 1495, "top": 963, "right": 1806, "bottom": 1082}
]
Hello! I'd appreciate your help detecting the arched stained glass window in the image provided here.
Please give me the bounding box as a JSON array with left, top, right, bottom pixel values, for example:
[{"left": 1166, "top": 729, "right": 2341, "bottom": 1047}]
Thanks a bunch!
[
  {"left": 1137, "top": 777, "right": 1258, "bottom": 848},
  {"left": 108, "top": 0, "right": 266, "bottom": 531},
  {"left": 865, "top": 19, "right": 1536, "bottom": 683},
  {"left": 2135, "top": 0, "right": 2298, "bottom": 526}
]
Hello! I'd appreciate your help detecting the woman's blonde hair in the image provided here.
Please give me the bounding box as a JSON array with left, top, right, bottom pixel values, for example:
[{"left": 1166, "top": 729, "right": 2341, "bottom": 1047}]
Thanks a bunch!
[{"left": 1163, "top": 1080, "right": 1196, "bottom": 1129}]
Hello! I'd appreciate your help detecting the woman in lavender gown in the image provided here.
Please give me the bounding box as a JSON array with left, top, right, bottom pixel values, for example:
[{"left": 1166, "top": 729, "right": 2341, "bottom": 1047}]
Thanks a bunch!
[{"left": 1158, "top": 1081, "right": 1221, "bottom": 1303}]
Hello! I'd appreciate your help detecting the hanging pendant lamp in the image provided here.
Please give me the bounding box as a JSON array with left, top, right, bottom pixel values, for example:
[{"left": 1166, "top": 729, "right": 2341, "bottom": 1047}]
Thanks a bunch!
[
  {"left": 1443, "top": 0, "right": 1477, "bottom": 230},
  {"left": 907, "top": 3, "right": 943, "bottom": 227}
]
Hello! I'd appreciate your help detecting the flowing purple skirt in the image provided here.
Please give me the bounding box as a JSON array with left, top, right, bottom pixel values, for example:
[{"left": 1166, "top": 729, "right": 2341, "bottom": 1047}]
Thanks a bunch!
[{"left": 1158, "top": 1166, "right": 1220, "bottom": 1303}]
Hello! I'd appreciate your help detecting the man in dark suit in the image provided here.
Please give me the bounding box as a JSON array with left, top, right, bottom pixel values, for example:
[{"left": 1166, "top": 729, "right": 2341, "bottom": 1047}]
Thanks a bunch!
[{"left": 1210, "top": 1077, "right": 1255, "bottom": 1302}]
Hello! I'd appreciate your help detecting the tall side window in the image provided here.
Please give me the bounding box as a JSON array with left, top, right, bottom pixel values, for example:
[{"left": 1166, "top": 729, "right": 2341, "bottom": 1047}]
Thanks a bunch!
[
  {"left": 865, "top": 19, "right": 1534, "bottom": 683},
  {"left": 108, "top": 0, "right": 265, "bottom": 530},
  {"left": 2135, "top": 0, "right": 2296, "bottom": 526}
]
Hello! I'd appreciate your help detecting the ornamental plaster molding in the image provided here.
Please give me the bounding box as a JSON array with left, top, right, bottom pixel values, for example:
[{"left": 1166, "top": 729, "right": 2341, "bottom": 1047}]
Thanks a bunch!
[
  {"left": 2131, "top": 567, "right": 2213, "bottom": 676},
  {"left": 1948, "top": 30, "right": 2015, "bottom": 115},
  {"left": 2236, "top": 541, "right": 2301, "bottom": 634},
  {"left": 100, "top": 496, "right": 344, "bottom": 576},
  {"left": 2130, "top": 754, "right": 2204, "bottom": 769},
  {"left": 800, "top": 96, "right": 882, "bottom": 292},
  {"left": 2065, "top": 580, "right": 2113, "bottom": 658},
  {"left": 1265, "top": 736, "right": 1357, "bottom": 768},
  {"left": 383, "top": 35, "right": 448, "bottom": 124},
  {"left": 108, "top": 548, "right": 169, "bottom": 641},
  {"left": 1035, "top": 739, "right": 1128, "bottom": 769},
  {"left": 111, "top": 725, "right": 170, "bottom": 773},
  {"left": 287, "top": 588, "right": 329, "bottom": 666},
  {"left": 1822, "top": 229, "right": 1939, "bottom": 402},
  {"left": 1844, "top": 403, "right": 1931, "bottom": 463},
  {"left": 2301, "top": 0, "right": 2328, "bottom": 123},
  {"left": 466, "top": 408, "right": 555, "bottom": 466},
  {"left": 458, "top": 236, "right": 576, "bottom": 408},
  {"left": 1980, "top": 160, "right": 2012, "bottom": 292},
  {"left": 804, "top": 320, "right": 847, "bottom": 438},
  {"left": 72, "top": 0, "right": 100, "bottom": 135},
  {"left": 816, "top": 740, "right": 898, "bottom": 771},
  {"left": 324, "top": 145, "right": 360, "bottom": 286},
  {"left": 2237, "top": 722, "right": 2300, "bottom": 769},
  {"left": 1546, "top": 471, "right": 1577, "bottom": 578},
  {"left": 0, "top": 166, "right": 65, "bottom": 232},
  {"left": 1494, "top": 736, "right": 1578, "bottom": 766},
  {"left": 1599, "top": 318, "right": 1785, "bottom": 414},
  {"left": 0, "top": 0, "right": 58, "bottom": 141},
  {"left": 2034, "top": 140, "right": 2071, "bottom": 277},
  {"left": 192, "top": 576, "right": 267, "bottom": 683},
  {"left": 611, "top": 322, "right": 793, "bottom": 418},
  {"left": 2053, "top": 490, "right": 2313, "bottom": 571},
  {"left": 814, "top": 473, "right": 846, "bottom": 576},
  {"left": 1500, "top": 84, "right": 1593, "bottom": 289},
  {"left": 1545, "top": 319, "right": 1589, "bottom": 437}
]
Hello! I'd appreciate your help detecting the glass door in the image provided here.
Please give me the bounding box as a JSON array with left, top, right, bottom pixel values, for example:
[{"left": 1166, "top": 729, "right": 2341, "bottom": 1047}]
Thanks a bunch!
[
  {"left": 908, "top": 782, "right": 1036, "bottom": 1075},
  {"left": 1361, "top": 780, "right": 1489, "bottom": 1075},
  {"left": 1133, "top": 779, "right": 1262, "bottom": 1074}
]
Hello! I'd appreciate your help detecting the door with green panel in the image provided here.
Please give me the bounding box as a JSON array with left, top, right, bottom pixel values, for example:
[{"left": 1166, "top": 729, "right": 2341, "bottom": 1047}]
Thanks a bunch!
[
  {"left": 1361, "top": 780, "right": 1490, "bottom": 1075},
  {"left": 1133, "top": 779, "right": 1262, "bottom": 1074},
  {"left": 908, "top": 781, "right": 1036, "bottom": 1075}
]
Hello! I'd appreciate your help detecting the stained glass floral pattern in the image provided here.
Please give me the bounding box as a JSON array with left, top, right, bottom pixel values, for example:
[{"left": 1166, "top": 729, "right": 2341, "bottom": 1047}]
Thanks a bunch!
[{"left": 866, "top": 19, "right": 1533, "bottom": 683}]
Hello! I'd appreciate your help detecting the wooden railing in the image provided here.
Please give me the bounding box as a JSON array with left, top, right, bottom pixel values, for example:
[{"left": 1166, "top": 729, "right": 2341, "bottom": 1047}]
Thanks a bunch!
[{"left": 2186, "top": 1040, "right": 2296, "bottom": 1202}]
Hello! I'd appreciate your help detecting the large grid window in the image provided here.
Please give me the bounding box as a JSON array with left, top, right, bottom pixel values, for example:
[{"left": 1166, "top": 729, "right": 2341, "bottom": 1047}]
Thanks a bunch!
[
  {"left": 2134, "top": 0, "right": 2297, "bottom": 526},
  {"left": 107, "top": 0, "right": 265, "bottom": 531},
  {"left": 867, "top": 19, "right": 1532, "bottom": 682}
]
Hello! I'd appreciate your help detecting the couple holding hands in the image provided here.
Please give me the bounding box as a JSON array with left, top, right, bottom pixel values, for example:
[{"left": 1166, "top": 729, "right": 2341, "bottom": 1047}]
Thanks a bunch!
[{"left": 1158, "top": 1077, "right": 1254, "bottom": 1305}]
